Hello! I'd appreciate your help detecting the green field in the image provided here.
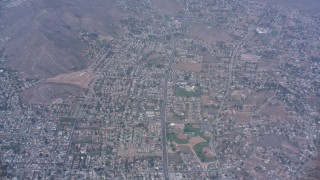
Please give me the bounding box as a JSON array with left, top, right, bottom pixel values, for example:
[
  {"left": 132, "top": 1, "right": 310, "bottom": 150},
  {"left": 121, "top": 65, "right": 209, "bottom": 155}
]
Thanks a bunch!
[
  {"left": 167, "top": 133, "right": 189, "bottom": 144},
  {"left": 193, "top": 142, "right": 215, "bottom": 162},
  {"left": 174, "top": 87, "right": 202, "bottom": 97},
  {"left": 199, "top": 132, "right": 211, "bottom": 142},
  {"left": 164, "top": 14, "right": 173, "bottom": 22},
  {"left": 271, "top": 30, "right": 278, "bottom": 37},
  {"left": 184, "top": 123, "right": 211, "bottom": 142},
  {"left": 184, "top": 123, "right": 200, "bottom": 133},
  {"left": 181, "top": 22, "right": 192, "bottom": 33}
]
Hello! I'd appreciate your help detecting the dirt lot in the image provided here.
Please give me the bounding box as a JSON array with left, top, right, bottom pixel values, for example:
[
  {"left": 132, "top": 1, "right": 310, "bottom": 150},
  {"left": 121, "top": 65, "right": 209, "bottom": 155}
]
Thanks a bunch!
[
  {"left": 192, "top": 124, "right": 200, "bottom": 129},
  {"left": 47, "top": 71, "right": 94, "bottom": 89},
  {"left": 247, "top": 91, "right": 274, "bottom": 105},
  {"left": 202, "top": 147, "right": 214, "bottom": 158},
  {"left": 201, "top": 95, "right": 213, "bottom": 105},
  {"left": 235, "top": 113, "right": 252, "bottom": 124},
  {"left": 151, "top": 0, "right": 183, "bottom": 13},
  {"left": 260, "top": 105, "right": 287, "bottom": 119},
  {"left": 176, "top": 145, "right": 193, "bottom": 154},
  {"left": 168, "top": 153, "right": 183, "bottom": 165},
  {"left": 203, "top": 132, "right": 212, "bottom": 137},
  {"left": 240, "top": 54, "right": 261, "bottom": 63},
  {"left": 177, "top": 133, "right": 188, "bottom": 140},
  {"left": 260, "top": 58, "right": 282, "bottom": 70},
  {"left": 255, "top": 134, "right": 283, "bottom": 148},
  {"left": 203, "top": 52, "right": 219, "bottom": 63},
  {"left": 189, "top": 137, "right": 206, "bottom": 146},
  {"left": 231, "top": 90, "right": 246, "bottom": 99},
  {"left": 172, "top": 62, "right": 203, "bottom": 73}
]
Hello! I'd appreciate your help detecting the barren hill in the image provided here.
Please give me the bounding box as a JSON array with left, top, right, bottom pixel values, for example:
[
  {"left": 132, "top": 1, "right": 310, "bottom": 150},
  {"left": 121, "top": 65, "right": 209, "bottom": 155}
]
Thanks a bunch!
[
  {"left": 0, "top": 0, "right": 122, "bottom": 79},
  {"left": 0, "top": 0, "right": 125, "bottom": 104}
]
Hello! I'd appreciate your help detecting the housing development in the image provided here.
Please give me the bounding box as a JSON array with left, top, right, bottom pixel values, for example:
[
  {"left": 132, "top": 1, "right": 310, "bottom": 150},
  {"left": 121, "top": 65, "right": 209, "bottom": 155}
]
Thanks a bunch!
[{"left": 0, "top": 0, "right": 319, "bottom": 179}]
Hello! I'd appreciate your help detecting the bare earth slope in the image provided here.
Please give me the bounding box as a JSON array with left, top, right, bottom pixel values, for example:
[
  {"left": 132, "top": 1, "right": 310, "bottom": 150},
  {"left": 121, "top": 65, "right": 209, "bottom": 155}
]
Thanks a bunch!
[
  {"left": 0, "top": 0, "right": 122, "bottom": 104},
  {"left": 1, "top": 0, "right": 120, "bottom": 79},
  {"left": 257, "top": 0, "right": 320, "bottom": 14}
]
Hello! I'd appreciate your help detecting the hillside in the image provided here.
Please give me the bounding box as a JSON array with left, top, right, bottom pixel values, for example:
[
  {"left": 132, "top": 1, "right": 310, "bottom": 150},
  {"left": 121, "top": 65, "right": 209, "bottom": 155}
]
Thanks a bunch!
[{"left": 0, "top": 0, "right": 122, "bottom": 79}]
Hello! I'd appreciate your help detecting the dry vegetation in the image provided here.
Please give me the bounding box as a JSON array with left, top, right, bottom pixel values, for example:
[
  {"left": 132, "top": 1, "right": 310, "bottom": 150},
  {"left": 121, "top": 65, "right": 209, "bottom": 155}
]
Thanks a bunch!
[
  {"left": 260, "top": 105, "right": 287, "bottom": 119},
  {"left": 187, "top": 23, "right": 232, "bottom": 43},
  {"left": 235, "top": 112, "right": 252, "bottom": 124}
]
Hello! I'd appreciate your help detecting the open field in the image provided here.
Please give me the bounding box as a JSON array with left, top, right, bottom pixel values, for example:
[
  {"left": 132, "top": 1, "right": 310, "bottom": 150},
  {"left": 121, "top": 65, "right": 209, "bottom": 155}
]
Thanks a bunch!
[
  {"left": 177, "top": 133, "right": 188, "bottom": 140},
  {"left": 202, "top": 147, "right": 214, "bottom": 158},
  {"left": 151, "top": 0, "right": 183, "bottom": 13},
  {"left": 241, "top": 54, "right": 261, "bottom": 63},
  {"left": 235, "top": 113, "right": 252, "bottom": 124},
  {"left": 260, "top": 105, "right": 287, "bottom": 119},
  {"left": 184, "top": 123, "right": 200, "bottom": 133},
  {"left": 172, "top": 62, "right": 203, "bottom": 73},
  {"left": 231, "top": 90, "right": 247, "bottom": 99},
  {"left": 176, "top": 145, "right": 193, "bottom": 154},
  {"left": 187, "top": 23, "right": 232, "bottom": 43},
  {"left": 193, "top": 142, "right": 215, "bottom": 162},
  {"left": 174, "top": 87, "right": 202, "bottom": 97},
  {"left": 46, "top": 71, "right": 94, "bottom": 89},
  {"left": 255, "top": 134, "right": 283, "bottom": 148},
  {"left": 168, "top": 153, "right": 183, "bottom": 166},
  {"left": 184, "top": 123, "right": 211, "bottom": 142},
  {"left": 201, "top": 95, "right": 213, "bottom": 105},
  {"left": 189, "top": 137, "right": 206, "bottom": 147},
  {"left": 167, "top": 133, "right": 189, "bottom": 144},
  {"left": 192, "top": 124, "right": 200, "bottom": 129},
  {"left": 22, "top": 83, "right": 83, "bottom": 104}
]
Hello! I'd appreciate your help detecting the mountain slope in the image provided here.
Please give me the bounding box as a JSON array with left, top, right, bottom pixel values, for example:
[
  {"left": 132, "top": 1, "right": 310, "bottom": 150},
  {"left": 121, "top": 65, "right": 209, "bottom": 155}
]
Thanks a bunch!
[{"left": 0, "top": 0, "right": 122, "bottom": 79}]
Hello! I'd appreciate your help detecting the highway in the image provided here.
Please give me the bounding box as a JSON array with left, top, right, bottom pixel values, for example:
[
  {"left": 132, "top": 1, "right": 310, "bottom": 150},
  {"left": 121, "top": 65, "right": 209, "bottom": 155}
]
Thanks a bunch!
[
  {"left": 160, "top": 69, "right": 169, "bottom": 180},
  {"left": 160, "top": 18, "right": 176, "bottom": 180}
]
